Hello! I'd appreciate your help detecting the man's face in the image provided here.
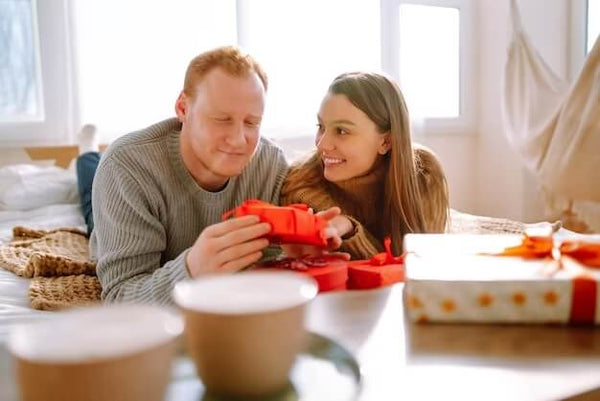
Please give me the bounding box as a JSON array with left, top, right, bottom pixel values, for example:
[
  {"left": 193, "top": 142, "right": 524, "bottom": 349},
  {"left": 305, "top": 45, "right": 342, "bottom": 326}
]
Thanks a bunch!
[{"left": 176, "top": 67, "right": 265, "bottom": 190}]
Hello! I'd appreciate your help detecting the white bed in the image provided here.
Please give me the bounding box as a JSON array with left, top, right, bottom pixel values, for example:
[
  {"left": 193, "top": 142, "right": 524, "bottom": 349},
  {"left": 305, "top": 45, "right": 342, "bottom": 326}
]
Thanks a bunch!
[{"left": 0, "top": 151, "right": 88, "bottom": 344}]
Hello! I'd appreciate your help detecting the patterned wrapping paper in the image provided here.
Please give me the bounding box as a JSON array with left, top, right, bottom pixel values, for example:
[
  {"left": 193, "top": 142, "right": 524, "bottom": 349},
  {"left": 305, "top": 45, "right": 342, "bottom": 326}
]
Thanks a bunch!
[{"left": 403, "top": 234, "right": 600, "bottom": 325}]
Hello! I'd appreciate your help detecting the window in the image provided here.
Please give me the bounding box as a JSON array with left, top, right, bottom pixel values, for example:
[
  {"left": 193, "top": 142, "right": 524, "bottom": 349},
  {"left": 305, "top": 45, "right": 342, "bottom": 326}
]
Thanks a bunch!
[
  {"left": 399, "top": 4, "right": 459, "bottom": 118},
  {"left": 71, "top": 0, "right": 236, "bottom": 141},
  {"left": 0, "top": 0, "right": 42, "bottom": 122},
  {"left": 381, "top": 0, "right": 473, "bottom": 133},
  {"left": 237, "top": 0, "right": 380, "bottom": 139},
  {"left": 569, "top": 0, "right": 598, "bottom": 78},
  {"left": 589, "top": 0, "right": 600, "bottom": 53},
  {"left": 0, "top": 0, "right": 73, "bottom": 145},
  {"left": 1, "top": 0, "right": 472, "bottom": 145}
]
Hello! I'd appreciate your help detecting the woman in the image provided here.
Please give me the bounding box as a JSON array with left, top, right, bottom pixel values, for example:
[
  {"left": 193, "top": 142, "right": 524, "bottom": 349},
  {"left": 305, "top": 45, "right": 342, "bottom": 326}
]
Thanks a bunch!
[{"left": 280, "top": 72, "right": 449, "bottom": 259}]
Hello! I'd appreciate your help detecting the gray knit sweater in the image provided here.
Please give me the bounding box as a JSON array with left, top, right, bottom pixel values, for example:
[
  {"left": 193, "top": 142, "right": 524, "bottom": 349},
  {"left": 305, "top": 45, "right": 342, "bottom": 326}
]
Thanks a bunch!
[{"left": 90, "top": 118, "right": 288, "bottom": 305}]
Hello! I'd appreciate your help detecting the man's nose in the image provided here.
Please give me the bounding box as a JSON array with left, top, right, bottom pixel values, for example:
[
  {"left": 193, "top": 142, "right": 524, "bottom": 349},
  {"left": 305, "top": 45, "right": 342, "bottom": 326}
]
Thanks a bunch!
[{"left": 226, "top": 122, "right": 248, "bottom": 147}]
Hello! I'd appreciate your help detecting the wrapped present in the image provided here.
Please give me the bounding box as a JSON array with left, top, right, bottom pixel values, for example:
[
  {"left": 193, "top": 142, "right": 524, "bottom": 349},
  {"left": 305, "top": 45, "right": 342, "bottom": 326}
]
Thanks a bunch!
[
  {"left": 347, "top": 237, "right": 404, "bottom": 289},
  {"left": 257, "top": 256, "right": 348, "bottom": 292},
  {"left": 223, "top": 200, "right": 328, "bottom": 246},
  {"left": 404, "top": 234, "right": 600, "bottom": 325}
]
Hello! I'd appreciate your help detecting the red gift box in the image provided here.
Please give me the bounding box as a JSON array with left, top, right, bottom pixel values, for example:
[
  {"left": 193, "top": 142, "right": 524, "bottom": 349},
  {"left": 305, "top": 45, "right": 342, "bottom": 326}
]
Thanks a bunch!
[
  {"left": 257, "top": 256, "right": 348, "bottom": 293},
  {"left": 223, "top": 200, "right": 328, "bottom": 246},
  {"left": 347, "top": 237, "right": 405, "bottom": 290}
]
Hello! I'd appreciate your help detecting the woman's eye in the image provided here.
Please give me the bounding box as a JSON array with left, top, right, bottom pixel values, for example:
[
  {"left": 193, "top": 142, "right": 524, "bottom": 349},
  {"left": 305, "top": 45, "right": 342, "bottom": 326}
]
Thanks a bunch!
[{"left": 336, "top": 127, "right": 348, "bottom": 135}]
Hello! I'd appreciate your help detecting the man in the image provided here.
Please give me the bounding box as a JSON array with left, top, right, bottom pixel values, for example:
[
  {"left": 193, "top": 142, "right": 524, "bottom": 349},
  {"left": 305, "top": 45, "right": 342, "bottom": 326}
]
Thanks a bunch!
[{"left": 91, "top": 46, "right": 338, "bottom": 305}]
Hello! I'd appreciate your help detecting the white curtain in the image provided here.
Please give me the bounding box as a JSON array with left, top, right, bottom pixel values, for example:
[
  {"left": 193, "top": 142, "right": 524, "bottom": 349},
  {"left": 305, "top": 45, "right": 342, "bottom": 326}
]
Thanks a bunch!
[
  {"left": 502, "top": 0, "right": 600, "bottom": 229},
  {"left": 503, "top": 0, "right": 600, "bottom": 201}
]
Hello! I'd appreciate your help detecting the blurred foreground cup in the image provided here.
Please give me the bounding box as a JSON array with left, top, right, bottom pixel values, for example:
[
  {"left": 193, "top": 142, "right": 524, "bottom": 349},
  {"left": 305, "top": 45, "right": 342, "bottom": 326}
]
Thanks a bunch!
[
  {"left": 8, "top": 305, "right": 183, "bottom": 401},
  {"left": 173, "top": 271, "right": 318, "bottom": 398}
]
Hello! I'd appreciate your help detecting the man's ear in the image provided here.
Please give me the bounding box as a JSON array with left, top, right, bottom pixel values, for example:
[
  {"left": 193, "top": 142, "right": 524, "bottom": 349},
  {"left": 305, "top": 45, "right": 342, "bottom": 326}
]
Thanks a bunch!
[
  {"left": 174, "top": 92, "right": 187, "bottom": 122},
  {"left": 378, "top": 133, "right": 392, "bottom": 155}
]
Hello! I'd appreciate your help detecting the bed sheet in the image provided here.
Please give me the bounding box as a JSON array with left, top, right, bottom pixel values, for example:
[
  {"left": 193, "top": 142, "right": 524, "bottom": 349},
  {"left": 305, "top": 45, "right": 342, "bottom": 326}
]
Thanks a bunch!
[{"left": 0, "top": 203, "right": 86, "bottom": 344}]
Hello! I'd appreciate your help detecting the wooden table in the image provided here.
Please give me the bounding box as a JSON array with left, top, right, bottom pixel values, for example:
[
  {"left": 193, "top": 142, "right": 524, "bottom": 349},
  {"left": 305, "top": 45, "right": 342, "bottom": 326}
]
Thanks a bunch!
[
  {"left": 2, "top": 283, "right": 600, "bottom": 401},
  {"left": 307, "top": 284, "right": 600, "bottom": 400}
]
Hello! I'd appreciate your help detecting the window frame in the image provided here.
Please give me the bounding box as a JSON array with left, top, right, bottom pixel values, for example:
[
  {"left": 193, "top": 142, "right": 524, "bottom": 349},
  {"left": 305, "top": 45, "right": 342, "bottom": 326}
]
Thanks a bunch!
[
  {"left": 380, "top": 0, "right": 475, "bottom": 135},
  {"left": 569, "top": 0, "right": 598, "bottom": 78},
  {"left": 569, "top": 0, "right": 588, "bottom": 79},
  {"left": 0, "top": 0, "right": 77, "bottom": 146}
]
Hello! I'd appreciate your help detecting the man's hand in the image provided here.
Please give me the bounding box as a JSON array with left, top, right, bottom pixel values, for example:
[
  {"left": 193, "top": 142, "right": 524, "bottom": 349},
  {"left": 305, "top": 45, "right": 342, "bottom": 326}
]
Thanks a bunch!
[
  {"left": 281, "top": 207, "right": 353, "bottom": 259},
  {"left": 186, "top": 215, "right": 271, "bottom": 277}
]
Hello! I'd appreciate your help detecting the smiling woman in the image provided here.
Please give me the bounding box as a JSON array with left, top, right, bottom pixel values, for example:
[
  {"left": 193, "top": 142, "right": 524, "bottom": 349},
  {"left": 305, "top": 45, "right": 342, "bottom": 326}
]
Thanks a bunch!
[{"left": 281, "top": 71, "right": 450, "bottom": 258}]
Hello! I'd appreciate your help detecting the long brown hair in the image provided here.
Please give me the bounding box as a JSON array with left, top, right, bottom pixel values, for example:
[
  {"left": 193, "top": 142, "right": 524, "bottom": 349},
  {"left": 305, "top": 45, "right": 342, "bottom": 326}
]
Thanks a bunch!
[
  {"left": 285, "top": 72, "right": 435, "bottom": 253},
  {"left": 414, "top": 144, "right": 450, "bottom": 232}
]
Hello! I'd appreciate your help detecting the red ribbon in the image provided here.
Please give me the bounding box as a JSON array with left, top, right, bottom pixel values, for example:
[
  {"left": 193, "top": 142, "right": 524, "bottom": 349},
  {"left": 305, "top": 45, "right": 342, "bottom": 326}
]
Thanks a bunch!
[
  {"left": 368, "top": 237, "right": 405, "bottom": 266},
  {"left": 498, "top": 235, "right": 600, "bottom": 267},
  {"left": 497, "top": 235, "right": 600, "bottom": 324}
]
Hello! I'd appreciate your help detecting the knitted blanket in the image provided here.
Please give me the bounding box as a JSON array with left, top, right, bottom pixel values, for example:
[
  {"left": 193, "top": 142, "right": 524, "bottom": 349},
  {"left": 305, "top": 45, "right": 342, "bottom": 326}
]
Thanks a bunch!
[{"left": 0, "top": 227, "right": 101, "bottom": 310}]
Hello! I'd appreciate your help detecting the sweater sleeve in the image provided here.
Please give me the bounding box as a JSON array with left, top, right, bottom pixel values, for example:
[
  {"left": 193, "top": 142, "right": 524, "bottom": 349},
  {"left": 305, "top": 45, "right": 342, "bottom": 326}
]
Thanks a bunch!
[
  {"left": 338, "top": 215, "right": 383, "bottom": 260},
  {"left": 91, "top": 156, "right": 189, "bottom": 306},
  {"left": 267, "top": 147, "right": 289, "bottom": 205}
]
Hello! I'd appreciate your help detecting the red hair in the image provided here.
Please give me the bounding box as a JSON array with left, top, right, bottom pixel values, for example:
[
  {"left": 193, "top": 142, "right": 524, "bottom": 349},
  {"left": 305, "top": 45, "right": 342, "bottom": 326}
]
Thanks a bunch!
[{"left": 183, "top": 46, "right": 268, "bottom": 97}]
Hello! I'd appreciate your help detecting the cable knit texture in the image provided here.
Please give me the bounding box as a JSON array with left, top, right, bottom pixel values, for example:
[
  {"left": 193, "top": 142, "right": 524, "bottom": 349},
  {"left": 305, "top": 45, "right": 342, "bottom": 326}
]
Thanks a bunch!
[{"left": 90, "top": 118, "right": 288, "bottom": 305}]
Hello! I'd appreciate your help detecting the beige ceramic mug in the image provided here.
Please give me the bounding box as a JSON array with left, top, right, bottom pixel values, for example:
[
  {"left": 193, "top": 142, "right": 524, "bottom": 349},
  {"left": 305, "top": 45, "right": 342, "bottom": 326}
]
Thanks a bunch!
[
  {"left": 173, "top": 271, "right": 318, "bottom": 398},
  {"left": 8, "top": 304, "right": 183, "bottom": 401}
]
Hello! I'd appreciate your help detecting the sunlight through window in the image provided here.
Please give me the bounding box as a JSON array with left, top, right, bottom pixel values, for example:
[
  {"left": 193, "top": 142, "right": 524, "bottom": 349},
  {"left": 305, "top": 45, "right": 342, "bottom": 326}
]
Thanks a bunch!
[
  {"left": 238, "top": 0, "right": 380, "bottom": 138},
  {"left": 399, "top": 4, "right": 460, "bottom": 119},
  {"left": 0, "top": 0, "right": 42, "bottom": 122}
]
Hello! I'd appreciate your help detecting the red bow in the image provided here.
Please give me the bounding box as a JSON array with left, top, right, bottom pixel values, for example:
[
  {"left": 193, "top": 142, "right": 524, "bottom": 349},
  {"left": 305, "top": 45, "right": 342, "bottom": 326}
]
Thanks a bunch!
[
  {"left": 497, "top": 235, "right": 600, "bottom": 268},
  {"left": 496, "top": 235, "right": 600, "bottom": 324},
  {"left": 368, "top": 237, "right": 405, "bottom": 265}
]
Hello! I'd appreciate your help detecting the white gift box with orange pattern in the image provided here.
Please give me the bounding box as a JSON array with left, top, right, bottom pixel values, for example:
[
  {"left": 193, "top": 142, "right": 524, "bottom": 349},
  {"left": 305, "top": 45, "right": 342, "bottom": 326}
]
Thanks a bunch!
[{"left": 403, "top": 234, "right": 600, "bottom": 324}]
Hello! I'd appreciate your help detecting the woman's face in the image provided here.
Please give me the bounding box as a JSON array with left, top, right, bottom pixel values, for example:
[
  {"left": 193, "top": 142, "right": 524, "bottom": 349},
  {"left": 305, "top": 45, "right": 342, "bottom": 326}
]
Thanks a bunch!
[{"left": 316, "top": 93, "right": 389, "bottom": 182}]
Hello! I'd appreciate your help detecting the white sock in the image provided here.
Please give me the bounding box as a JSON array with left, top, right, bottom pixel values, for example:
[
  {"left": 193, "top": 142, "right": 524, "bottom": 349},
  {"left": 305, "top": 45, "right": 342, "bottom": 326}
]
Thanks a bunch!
[{"left": 78, "top": 124, "right": 99, "bottom": 155}]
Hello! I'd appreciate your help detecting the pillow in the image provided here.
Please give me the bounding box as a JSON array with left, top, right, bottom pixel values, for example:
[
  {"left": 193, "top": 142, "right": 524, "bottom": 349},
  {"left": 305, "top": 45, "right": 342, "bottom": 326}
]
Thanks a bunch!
[{"left": 0, "top": 164, "right": 79, "bottom": 211}]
